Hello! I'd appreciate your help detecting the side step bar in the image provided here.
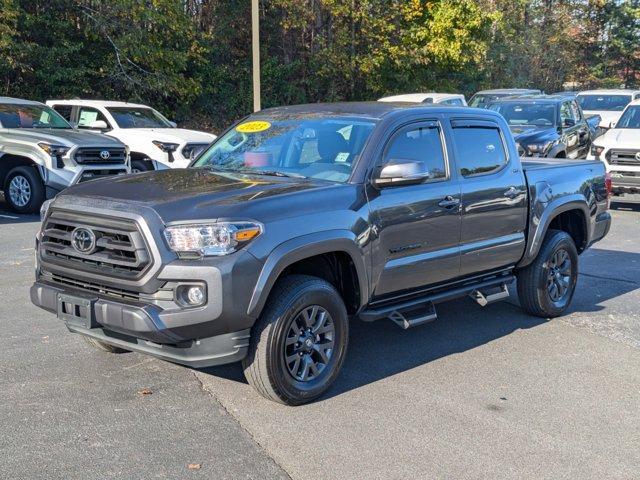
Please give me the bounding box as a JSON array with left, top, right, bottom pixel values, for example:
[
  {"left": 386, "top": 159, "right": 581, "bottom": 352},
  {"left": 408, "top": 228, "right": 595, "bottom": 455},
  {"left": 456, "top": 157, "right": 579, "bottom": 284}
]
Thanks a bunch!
[{"left": 359, "top": 275, "right": 514, "bottom": 328}]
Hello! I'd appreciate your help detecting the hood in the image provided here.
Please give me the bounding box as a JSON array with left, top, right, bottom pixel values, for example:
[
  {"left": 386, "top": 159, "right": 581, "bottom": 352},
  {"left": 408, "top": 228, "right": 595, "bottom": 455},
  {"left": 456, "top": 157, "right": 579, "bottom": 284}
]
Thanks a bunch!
[
  {"left": 1, "top": 128, "right": 125, "bottom": 148},
  {"left": 58, "top": 168, "right": 351, "bottom": 224},
  {"left": 120, "top": 128, "right": 216, "bottom": 143},
  {"left": 582, "top": 110, "right": 622, "bottom": 128},
  {"left": 598, "top": 128, "right": 640, "bottom": 148},
  {"left": 511, "top": 126, "right": 558, "bottom": 144}
]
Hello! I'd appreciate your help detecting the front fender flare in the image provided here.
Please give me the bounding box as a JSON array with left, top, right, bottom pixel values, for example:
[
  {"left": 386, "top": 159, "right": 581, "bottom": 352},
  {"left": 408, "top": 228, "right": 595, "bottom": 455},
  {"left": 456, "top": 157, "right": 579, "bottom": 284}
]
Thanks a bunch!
[{"left": 247, "top": 230, "right": 369, "bottom": 318}]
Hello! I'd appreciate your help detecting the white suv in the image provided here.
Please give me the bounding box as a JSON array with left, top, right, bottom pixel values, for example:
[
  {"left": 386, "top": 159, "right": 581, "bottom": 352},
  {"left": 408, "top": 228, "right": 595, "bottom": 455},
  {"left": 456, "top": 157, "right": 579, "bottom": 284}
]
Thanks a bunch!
[
  {"left": 47, "top": 100, "right": 216, "bottom": 172},
  {"left": 378, "top": 93, "right": 467, "bottom": 106},
  {"left": 576, "top": 89, "right": 640, "bottom": 130},
  {"left": 588, "top": 99, "right": 640, "bottom": 196}
]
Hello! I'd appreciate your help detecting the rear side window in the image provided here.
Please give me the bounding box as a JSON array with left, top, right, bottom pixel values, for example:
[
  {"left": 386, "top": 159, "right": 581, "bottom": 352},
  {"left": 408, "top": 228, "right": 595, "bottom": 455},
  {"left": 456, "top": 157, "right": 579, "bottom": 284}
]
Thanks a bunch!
[
  {"left": 383, "top": 124, "right": 447, "bottom": 181},
  {"left": 452, "top": 126, "right": 507, "bottom": 177},
  {"left": 53, "top": 105, "right": 72, "bottom": 121}
]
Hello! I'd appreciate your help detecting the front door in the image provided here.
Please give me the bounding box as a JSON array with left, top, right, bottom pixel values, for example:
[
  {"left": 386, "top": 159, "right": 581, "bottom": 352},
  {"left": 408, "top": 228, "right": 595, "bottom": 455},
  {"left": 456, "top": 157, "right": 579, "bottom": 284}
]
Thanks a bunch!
[
  {"left": 367, "top": 120, "right": 462, "bottom": 299},
  {"left": 449, "top": 119, "right": 528, "bottom": 277}
]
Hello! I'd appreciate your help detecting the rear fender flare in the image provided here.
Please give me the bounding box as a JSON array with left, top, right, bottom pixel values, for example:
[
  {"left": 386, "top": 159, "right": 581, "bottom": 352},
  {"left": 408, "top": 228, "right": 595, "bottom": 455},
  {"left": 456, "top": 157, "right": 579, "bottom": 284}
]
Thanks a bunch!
[{"left": 247, "top": 231, "right": 369, "bottom": 318}]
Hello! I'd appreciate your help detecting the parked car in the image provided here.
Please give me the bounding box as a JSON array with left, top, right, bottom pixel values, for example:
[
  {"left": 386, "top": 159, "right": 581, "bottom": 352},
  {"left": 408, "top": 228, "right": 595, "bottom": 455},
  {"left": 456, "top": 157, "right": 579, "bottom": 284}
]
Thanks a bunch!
[
  {"left": 0, "top": 97, "right": 129, "bottom": 213},
  {"left": 31, "top": 102, "right": 611, "bottom": 405},
  {"left": 469, "top": 89, "right": 542, "bottom": 108},
  {"left": 378, "top": 93, "right": 467, "bottom": 106},
  {"left": 576, "top": 89, "right": 640, "bottom": 130},
  {"left": 488, "top": 95, "right": 595, "bottom": 159},
  {"left": 46, "top": 100, "right": 217, "bottom": 172},
  {"left": 588, "top": 99, "right": 640, "bottom": 196}
]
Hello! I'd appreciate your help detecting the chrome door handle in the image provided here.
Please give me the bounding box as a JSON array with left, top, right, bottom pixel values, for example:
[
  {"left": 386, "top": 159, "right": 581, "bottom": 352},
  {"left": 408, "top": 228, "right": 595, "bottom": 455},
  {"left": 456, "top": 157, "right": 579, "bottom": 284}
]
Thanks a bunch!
[
  {"left": 438, "top": 195, "right": 460, "bottom": 209},
  {"left": 504, "top": 186, "right": 524, "bottom": 199}
]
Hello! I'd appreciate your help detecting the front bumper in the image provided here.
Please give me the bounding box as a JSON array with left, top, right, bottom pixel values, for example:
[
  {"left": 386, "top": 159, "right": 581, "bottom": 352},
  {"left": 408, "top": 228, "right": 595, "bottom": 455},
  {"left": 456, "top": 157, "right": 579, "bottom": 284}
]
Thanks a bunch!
[
  {"left": 610, "top": 171, "right": 640, "bottom": 194},
  {"left": 30, "top": 280, "right": 250, "bottom": 368}
]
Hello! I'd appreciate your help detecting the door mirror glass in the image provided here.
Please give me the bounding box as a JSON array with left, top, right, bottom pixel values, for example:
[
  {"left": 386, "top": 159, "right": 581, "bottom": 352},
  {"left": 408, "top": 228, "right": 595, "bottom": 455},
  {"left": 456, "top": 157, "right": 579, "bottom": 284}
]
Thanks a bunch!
[
  {"left": 373, "top": 160, "right": 430, "bottom": 187},
  {"left": 563, "top": 118, "right": 575, "bottom": 128},
  {"left": 609, "top": 121, "right": 616, "bottom": 129}
]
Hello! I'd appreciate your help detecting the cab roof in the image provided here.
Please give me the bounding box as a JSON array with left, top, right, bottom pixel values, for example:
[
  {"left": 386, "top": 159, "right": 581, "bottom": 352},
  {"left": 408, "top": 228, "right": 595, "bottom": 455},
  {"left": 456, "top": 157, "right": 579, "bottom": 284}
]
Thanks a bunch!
[
  {"left": 474, "top": 88, "right": 541, "bottom": 95},
  {"left": 0, "top": 96, "right": 44, "bottom": 106},
  {"left": 577, "top": 89, "right": 640, "bottom": 96},
  {"left": 47, "top": 99, "right": 152, "bottom": 109},
  {"left": 378, "top": 93, "right": 465, "bottom": 103},
  {"left": 489, "top": 94, "right": 573, "bottom": 105}
]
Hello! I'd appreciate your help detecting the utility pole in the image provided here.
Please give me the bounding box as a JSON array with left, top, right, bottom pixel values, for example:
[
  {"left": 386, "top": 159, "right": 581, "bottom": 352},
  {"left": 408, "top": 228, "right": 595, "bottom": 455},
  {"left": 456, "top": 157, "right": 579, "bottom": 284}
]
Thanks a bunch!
[{"left": 251, "top": 0, "right": 261, "bottom": 112}]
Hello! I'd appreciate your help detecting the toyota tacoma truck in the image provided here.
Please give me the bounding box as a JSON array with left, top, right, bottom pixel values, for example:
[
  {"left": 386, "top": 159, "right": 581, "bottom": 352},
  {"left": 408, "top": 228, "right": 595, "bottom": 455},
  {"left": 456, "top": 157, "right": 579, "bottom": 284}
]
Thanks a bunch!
[
  {"left": 46, "top": 99, "right": 216, "bottom": 172},
  {"left": 588, "top": 99, "right": 640, "bottom": 196},
  {"left": 30, "top": 102, "right": 612, "bottom": 405},
  {"left": 0, "top": 97, "right": 130, "bottom": 213}
]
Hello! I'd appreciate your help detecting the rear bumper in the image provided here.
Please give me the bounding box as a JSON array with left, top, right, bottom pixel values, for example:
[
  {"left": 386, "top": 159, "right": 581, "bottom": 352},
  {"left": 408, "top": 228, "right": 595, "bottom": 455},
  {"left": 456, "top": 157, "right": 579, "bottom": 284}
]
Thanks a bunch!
[
  {"left": 30, "top": 281, "right": 250, "bottom": 368},
  {"left": 590, "top": 211, "right": 612, "bottom": 246}
]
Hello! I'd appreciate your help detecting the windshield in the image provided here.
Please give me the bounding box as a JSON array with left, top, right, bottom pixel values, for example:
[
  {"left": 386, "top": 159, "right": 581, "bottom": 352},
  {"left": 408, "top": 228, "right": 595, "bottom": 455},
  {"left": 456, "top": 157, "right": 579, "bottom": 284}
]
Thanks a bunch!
[
  {"left": 489, "top": 103, "right": 557, "bottom": 127},
  {"left": 616, "top": 106, "right": 640, "bottom": 128},
  {"left": 577, "top": 94, "right": 632, "bottom": 112},
  {"left": 193, "top": 116, "right": 376, "bottom": 183},
  {"left": 106, "top": 107, "right": 173, "bottom": 128},
  {"left": 0, "top": 103, "right": 71, "bottom": 129},
  {"left": 469, "top": 94, "right": 505, "bottom": 108}
]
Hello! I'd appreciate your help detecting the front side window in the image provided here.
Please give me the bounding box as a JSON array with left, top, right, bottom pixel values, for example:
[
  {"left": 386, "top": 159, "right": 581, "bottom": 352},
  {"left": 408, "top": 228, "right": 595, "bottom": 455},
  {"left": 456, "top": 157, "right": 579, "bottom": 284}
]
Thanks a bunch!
[
  {"left": 577, "top": 94, "right": 632, "bottom": 112},
  {"left": 489, "top": 103, "right": 556, "bottom": 127},
  {"left": 0, "top": 103, "right": 71, "bottom": 129},
  {"left": 107, "top": 107, "right": 173, "bottom": 128},
  {"left": 452, "top": 126, "right": 507, "bottom": 177},
  {"left": 616, "top": 106, "right": 640, "bottom": 129},
  {"left": 193, "top": 116, "right": 376, "bottom": 183},
  {"left": 382, "top": 124, "right": 447, "bottom": 181},
  {"left": 560, "top": 102, "right": 577, "bottom": 125},
  {"left": 77, "top": 107, "right": 110, "bottom": 129}
]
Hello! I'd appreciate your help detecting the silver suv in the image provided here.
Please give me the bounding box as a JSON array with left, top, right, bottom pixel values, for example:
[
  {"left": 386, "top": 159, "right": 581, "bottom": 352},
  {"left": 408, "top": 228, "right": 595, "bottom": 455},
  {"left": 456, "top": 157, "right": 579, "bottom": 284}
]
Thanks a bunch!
[{"left": 0, "top": 97, "right": 129, "bottom": 213}]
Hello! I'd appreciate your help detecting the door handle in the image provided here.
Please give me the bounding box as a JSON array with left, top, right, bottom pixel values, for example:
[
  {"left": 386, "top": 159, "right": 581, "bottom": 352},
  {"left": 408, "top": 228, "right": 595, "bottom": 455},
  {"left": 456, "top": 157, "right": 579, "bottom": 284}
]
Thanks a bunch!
[
  {"left": 504, "top": 186, "right": 524, "bottom": 199},
  {"left": 438, "top": 195, "right": 460, "bottom": 209}
]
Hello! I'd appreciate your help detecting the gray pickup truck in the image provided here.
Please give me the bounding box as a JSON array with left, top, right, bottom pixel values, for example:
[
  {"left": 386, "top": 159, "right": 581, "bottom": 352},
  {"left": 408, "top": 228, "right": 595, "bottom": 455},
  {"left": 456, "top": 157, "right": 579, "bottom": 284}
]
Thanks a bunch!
[
  {"left": 31, "top": 102, "right": 611, "bottom": 405},
  {"left": 0, "top": 97, "right": 129, "bottom": 213}
]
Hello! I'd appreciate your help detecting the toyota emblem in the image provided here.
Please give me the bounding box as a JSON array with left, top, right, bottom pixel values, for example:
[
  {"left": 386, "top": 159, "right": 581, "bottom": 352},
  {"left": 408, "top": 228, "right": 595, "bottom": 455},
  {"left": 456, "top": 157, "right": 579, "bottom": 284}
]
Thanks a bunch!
[
  {"left": 635, "top": 152, "right": 640, "bottom": 161},
  {"left": 99, "top": 150, "right": 111, "bottom": 160},
  {"left": 71, "top": 227, "right": 97, "bottom": 254}
]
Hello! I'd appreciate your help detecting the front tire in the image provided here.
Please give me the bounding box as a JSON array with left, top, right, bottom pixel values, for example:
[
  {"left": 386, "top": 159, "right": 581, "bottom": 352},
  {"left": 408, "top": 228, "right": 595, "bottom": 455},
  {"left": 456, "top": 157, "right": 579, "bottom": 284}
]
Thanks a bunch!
[
  {"left": 242, "top": 275, "right": 349, "bottom": 405},
  {"left": 3, "top": 166, "right": 45, "bottom": 214},
  {"left": 517, "top": 229, "right": 578, "bottom": 318}
]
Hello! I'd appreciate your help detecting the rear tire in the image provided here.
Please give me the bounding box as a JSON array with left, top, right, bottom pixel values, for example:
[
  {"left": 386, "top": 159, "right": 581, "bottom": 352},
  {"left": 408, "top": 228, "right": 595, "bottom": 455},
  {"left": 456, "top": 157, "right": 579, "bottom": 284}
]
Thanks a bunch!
[
  {"left": 3, "top": 166, "right": 45, "bottom": 214},
  {"left": 516, "top": 229, "right": 578, "bottom": 318},
  {"left": 242, "top": 275, "right": 349, "bottom": 405},
  {"left": 82, "top": 336, "right": 129, "bottom": 354}
]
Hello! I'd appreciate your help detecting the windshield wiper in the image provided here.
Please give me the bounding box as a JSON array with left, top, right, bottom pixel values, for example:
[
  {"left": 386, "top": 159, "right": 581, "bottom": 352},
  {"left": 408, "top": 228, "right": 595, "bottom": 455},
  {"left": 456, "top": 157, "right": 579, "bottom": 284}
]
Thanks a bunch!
[{"left": 252, "top": 170, "right": 306, "bottom": 179}]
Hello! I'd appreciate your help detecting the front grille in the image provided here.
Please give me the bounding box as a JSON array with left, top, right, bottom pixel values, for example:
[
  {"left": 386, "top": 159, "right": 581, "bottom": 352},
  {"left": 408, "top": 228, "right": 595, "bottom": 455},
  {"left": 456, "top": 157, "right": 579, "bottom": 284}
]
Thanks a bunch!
[
  {"left": 77, "top": 170, "right": 126, "bottom": 183},
  {"left": 74, "top": 147, "right": 127, "bottom": 165},
  {"left": 607, "top": 149, "right": 640, "bottom": 166},
  {"left": 40, "top": 210, "right": 152, "bottom": 281},
  {"left": 41, "top": 270, "right": 141, "bottom": 301}
]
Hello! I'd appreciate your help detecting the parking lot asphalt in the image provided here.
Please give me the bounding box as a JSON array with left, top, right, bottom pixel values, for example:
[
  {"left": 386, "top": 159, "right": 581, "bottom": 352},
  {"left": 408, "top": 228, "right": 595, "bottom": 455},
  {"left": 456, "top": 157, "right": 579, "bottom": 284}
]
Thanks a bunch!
[{"left": 1, "top": 196, "right": 639, "bottom": 479}]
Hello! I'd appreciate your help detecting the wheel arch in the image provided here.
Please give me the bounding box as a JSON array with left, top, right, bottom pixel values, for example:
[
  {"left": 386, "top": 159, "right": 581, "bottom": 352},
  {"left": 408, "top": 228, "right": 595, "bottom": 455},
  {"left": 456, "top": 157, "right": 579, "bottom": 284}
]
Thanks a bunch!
[
  {"left": 0, "top": 153, "right": 42, "bottom": 187},
  {"left": 247, "top": 231, "right": 369, "bottom": 319}
]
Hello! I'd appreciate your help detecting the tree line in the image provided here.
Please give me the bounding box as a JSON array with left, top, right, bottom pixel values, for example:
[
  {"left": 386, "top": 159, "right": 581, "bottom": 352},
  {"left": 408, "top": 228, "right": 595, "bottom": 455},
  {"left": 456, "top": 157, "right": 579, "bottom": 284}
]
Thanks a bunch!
[{"left": 1, "top": 0, "right": 638, "bottom": 132}]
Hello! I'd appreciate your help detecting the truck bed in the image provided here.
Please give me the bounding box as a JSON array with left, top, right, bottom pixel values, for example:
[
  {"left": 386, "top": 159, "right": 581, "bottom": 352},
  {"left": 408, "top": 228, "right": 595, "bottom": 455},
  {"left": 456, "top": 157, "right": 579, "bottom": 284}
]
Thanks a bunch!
[{"left": 521, "top": 158, "right": 603, "bottom": 171}]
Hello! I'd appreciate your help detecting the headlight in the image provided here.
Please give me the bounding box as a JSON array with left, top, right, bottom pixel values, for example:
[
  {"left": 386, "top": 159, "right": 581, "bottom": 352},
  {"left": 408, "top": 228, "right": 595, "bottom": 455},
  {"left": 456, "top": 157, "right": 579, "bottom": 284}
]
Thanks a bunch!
[
  {"left": 163, "top": 222, "right": 263, "bottom": 256},
  {"left": 152, "top": 141, "right": 179, "bottom": 152},
  {"left": 40, "top": 199, "right": 54, "bottom": 222},
  {"left": 38, "top": 142, "right": 70, "bottom": 156},
  {"left": 591, "top": 145, "right": 605, "bottom": 158},
  {"left": 527, "top": 141, "right": 554, "bottom": 154}
]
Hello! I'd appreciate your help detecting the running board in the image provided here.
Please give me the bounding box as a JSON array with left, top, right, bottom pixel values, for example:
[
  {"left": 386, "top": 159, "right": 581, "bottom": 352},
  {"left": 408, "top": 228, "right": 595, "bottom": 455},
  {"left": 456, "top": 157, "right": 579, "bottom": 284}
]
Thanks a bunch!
[
  {"left": 388, "top": 302, "right": 438, "bottom": 330},
  {"left": 469, "top": 282, "right": 510, "bottom": 307},
  {"left": 359, "top": 274, "right": 515, "bottom": 324}
]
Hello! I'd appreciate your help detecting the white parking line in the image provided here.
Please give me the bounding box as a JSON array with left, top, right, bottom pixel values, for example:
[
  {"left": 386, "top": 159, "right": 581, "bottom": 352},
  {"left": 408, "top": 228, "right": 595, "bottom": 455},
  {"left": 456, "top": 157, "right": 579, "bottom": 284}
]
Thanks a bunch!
[{"left": 0, "top": 214, "right": 19, "bottom": 219}]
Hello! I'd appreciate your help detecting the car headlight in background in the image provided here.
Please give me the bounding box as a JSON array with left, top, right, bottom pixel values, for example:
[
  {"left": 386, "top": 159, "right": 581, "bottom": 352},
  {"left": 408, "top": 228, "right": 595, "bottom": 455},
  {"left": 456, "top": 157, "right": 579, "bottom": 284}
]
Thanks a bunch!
[
  {"left": 152, "top": 141, "right": 179, "bottom": 152},
  {"left": 163, "top": 222, "right": 263, "bottom": 256},
  {"left": 591, "top": 145, "right": 605, "bottom": 158},
  {"left": 527, "top": 141, "right": 554, "bottom": 154},
  {"left": 38, "top": 143, "right": 70, "bottom": 168}
]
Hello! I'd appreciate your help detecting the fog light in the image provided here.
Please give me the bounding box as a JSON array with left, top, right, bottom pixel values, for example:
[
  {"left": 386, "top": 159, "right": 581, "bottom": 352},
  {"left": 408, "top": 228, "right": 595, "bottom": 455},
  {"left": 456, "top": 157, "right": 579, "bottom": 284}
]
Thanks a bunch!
[{"left": 176, "top": 284, "right": 207, "bottom": 307}]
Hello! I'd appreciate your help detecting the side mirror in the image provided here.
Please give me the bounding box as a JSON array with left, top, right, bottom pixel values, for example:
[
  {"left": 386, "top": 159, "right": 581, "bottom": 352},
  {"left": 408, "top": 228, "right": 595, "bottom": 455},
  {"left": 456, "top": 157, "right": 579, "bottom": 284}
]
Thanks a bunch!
[
  {"left": 373, "top": 160, "right": 430, "bottom": 187},
  {"left": 168, "top": 120, "right": 177, "bottom": 128},
  {"left": 90, "top": 120, "right": 108, "bottom": 130},
  {"left": 609, "top": 121, "right": 616, "bottom": 129},
  {"left": 563, "top": 118, "right": 575, "bottom": 128}
]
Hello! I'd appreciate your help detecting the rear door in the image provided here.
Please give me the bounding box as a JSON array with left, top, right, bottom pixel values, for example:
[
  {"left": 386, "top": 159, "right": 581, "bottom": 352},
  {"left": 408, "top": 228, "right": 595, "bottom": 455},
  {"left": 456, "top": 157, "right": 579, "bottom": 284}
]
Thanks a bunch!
[
  {"left": 449, "top": 119, "right": 527, "bottom": 277},
  {"left": 560, "top": 100, "right": 582, "bottom": 159},
  {"left": 367, "top": 119, "right": 462, "bottom": 298}
]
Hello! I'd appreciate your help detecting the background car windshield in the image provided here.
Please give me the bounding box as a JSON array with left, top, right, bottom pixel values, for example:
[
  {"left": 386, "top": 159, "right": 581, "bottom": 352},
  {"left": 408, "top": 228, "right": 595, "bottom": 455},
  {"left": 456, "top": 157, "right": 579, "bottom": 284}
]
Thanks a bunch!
[
  {"left": 489, "top": 103, "right": 556, "bottom": 127},
  {"left": 577, "top": 94, "right": 632, "bottom": 111},
  {"left": 193, "top": 117, "right": 376, "bottom": 183},
  {"left": 469, "top": 94, "right": 502, "bottom": 108},
  {"left": 0, "top": 104, "right": 70, "bottom": 129},
  {"left": 616, "top": 106, "right": 640, "bottom": 128},
  {"left": 107, "top": 107, "right": 173, "bottom": 128}
]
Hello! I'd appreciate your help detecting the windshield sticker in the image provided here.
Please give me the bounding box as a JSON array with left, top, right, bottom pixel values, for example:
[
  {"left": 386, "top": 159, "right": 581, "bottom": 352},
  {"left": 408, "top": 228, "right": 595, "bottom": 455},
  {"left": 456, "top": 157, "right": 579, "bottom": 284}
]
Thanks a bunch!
[{"left": 236, "top": 121, "right": 271, "bottom": 133}]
